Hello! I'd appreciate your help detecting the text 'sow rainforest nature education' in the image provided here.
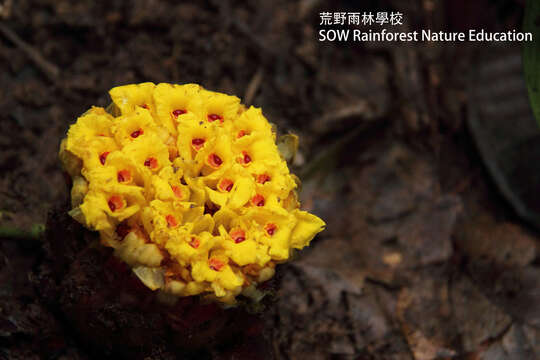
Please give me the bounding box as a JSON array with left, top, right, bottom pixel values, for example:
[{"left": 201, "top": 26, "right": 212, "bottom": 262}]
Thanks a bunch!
[{"left": 318, "top": 29, "right": 533, "bottom": 42}]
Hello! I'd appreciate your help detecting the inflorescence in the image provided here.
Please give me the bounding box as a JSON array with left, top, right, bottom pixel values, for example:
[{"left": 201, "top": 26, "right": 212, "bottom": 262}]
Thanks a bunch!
[{"left": 59, "top": 83, "right": 325, "bottom": 304}]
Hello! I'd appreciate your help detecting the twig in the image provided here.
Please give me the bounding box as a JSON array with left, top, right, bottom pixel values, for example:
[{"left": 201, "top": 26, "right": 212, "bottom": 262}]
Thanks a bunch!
[
  {"left": 0, "top": 22, "right": 60, "bottom": 81},
  {"left": 244, "top": 67, "right": 264, "bottom": 106},
  {"left": 312, "top": 102, "right": 374, "bottom": 134}
]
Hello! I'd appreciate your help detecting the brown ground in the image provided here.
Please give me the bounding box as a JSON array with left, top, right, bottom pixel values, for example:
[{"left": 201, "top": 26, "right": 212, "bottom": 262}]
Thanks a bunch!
[{"left": 0, "top": 0, "right": 538, "bottom": 359}]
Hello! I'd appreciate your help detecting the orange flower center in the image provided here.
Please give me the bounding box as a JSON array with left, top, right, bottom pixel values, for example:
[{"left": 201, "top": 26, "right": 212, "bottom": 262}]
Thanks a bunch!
[
  {"left": 191, "top": 138, "right": 205, "bottom": 151},
  {"left": 208, "top": 153, "right": 223, "bottom": 168},
  {"left": 171, "top": 185, "right": 183, "bottom": 199},
  {"left": 144, "top": 157, "right": 158, "bottom": 169},
  {"left": 251, "top": 194, "right": 265, "bottom": 207},
  {"left": 257, "top": 174, "right": 271, "bottom": 184},
  {"left": 209, "top": 258, "right": 225, "bottom": 271},
  {"left": 207, "top": 114, "right": 223, "bottom": 123},
  {"left": 99, "top": 152, "right": 109, "bottom": 165},
  {"left": 172, "top": 109, "right": 186, "bottom": 118},
  {"left": 265, "top": 223, "right": 277, "bottom": 236},
  {"left": 230, "top": 228, "right": 246, "bottom": 244},
  {"left": 218, "top": 178, "right": 234, "bottom": 192},
  {"left": 189, "top": 236, "right": 200, "bottom": 249},
  {"left": 166, "top": 214, "right": 178, "bottom": 227},
  {"left": 130, "top": 128, "right": 143, "bottom": 138},
  {"left": 237, "top": 130, "right": 247, "bottom": 138},
  {"left": 108, "top": 195, "right": 124, "bottom": 212},
  {"left": 117, "top": 169, "right": 131, "bottom": 183},
  {"left": 237, "top": 151, "right": 251, "bottom": 166}
]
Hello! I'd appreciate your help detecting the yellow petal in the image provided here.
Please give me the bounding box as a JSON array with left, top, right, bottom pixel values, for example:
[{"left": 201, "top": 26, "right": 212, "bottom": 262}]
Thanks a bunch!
[
  {"left": 109, "top": 82, "right": 156, "bottom": 115},
  {"left": 290, "top": 210, "right": 326, "bottom": 249},
  {"left": 111, "top": 108, "right": 158, "bottom": 146},
  {"left": 154, "top": 83, "right": 203, "bottom": 135}
]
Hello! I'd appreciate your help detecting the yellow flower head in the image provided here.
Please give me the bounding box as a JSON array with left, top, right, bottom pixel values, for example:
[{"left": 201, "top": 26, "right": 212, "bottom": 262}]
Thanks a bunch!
[{"left": 59, "top": 82, "right": 325, "bottom": 304}]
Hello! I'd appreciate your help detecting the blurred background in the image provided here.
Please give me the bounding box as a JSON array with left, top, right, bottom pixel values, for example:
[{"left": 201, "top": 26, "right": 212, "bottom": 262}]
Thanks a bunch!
[{"left": 0, "top": 0, "right": 539, "bottom": 359}]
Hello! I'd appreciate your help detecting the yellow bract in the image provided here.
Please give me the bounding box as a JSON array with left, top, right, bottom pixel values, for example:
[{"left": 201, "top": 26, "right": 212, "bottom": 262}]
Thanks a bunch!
[{"left": 59, "top": 82, "right": 325, "bottom": 304}]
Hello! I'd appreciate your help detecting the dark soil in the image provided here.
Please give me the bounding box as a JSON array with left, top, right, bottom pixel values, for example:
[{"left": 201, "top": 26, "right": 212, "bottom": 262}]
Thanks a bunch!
[{"left": 0, "top": 0, "right": 538, "bottom": 359}]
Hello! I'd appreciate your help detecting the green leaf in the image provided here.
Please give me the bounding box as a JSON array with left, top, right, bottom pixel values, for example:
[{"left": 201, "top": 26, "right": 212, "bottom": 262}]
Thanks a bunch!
[{"left": 524, "top": 0, "right": 540, "bottom": 126}]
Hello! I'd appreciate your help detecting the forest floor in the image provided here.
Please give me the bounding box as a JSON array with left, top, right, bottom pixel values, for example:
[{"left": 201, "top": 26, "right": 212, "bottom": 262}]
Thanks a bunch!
[{"left": 0, "top": 0, "right": 538, "bottom": 359}]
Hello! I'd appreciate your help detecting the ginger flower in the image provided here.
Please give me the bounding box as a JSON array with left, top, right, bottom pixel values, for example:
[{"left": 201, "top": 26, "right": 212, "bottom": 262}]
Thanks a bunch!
[{"left": 59, "top": 82, "right": 325, "bottom": 304}]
